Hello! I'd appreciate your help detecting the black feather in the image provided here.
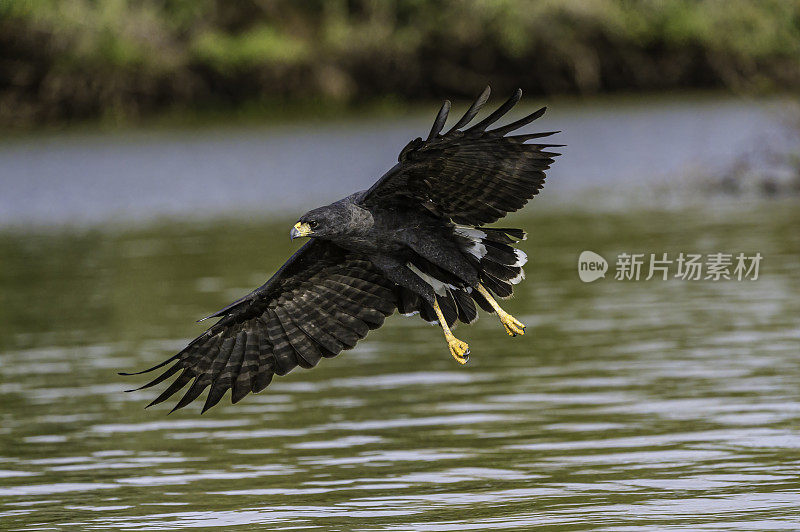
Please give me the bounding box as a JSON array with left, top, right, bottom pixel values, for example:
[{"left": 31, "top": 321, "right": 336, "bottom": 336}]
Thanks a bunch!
[
  {"left": 436, "top": 293, "right": 459, "bottom": 328},
  {"left": 452, "top": 289, "right": 478, "bottom": 324},
  {"left": 483, "top": 228, "right": 526, "bottom": 242},
  {"left": 471, "top": 289, "right": 494, "bottom": 313},
  {"left": 482, "top": 240, "right": 519, "bottom": 265},
  {"left": 448, "top": 86, "right": 492, "bottom": 132},
  {"left": 252, "top": 334, "right": 275, "bottom": 393},
  {"left": 147, "top": 368, "right": 193, "bottom": 409},
  {"left": 172, "top": 334, "right": 237, "bottom": 412},
  {"left": 419, "top": 301, "right": 438, "bottom": 324},
  {"left": 396, "top": 286, "right": 420, "bottom": 315},
  {"left": 481, "top": 273, "right": 513, "bottom": 299},
  {"left": 232, "top": 332, "right": 261, "bottom": 404},
  {"left": 274, "top": 306, "right": 322, "bottom": 368},
  {"left": 428, "top": 100, "right": 451, "bottom": 140},
  {"left": 511, "top": 131, "right": 561, "bottom": 142},
  {"left": 491, "top": 106, "right": 546, "bottom": 136},
  {"left": 264, "top": 309, "right": 299, "bottom": 376},
  {"left": 467, "top": 89, "right": 522, "bottom": 132},
  {"left": 480, "top": 260, "right": 519, "bottom": 281}
]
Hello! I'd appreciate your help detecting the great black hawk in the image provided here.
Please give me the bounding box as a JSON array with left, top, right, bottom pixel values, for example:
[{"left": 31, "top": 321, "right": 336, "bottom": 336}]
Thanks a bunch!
[{"left": 123, "top": 87, "right": 562, "bottom": 412}]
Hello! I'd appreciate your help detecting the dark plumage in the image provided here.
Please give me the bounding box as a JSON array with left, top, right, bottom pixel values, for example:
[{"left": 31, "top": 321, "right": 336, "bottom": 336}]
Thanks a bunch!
[{"left": 123, "top": 86, "right": 562, "bottom": 412}]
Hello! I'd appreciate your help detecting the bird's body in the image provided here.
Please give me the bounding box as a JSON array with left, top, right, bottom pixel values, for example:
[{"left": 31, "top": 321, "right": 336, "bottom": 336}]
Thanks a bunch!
[
  {"left": 124, "top": 86, "right": 562, "bottom": 412},
  {"left": 310, "top": 192, "right": 482, "bottom": 300}
]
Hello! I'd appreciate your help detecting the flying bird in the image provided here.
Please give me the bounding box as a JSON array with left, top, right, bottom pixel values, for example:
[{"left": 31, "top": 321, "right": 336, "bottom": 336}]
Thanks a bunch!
[{"left": 123, "top": 86, "right": 562, "bottom": 412}]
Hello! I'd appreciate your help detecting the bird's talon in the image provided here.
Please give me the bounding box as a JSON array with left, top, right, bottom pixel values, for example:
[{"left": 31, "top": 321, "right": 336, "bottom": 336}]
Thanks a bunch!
[
  {"left": 448, "top": 338, "right": 470, "bottom": 364},
  {"left": 500, "top": 313, "right": 525, "bottom": 336}
]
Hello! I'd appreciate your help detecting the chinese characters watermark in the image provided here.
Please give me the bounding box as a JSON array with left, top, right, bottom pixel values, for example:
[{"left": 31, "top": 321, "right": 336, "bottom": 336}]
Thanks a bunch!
[{"left": 579, "top": 251, "right": 762, "bottom": 283}]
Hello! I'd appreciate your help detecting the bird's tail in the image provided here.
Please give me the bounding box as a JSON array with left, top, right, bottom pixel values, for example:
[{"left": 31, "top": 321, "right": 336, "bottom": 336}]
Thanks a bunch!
[
  {"left": 396, "top": 226, "right": 527, "bottom": 327},
  {"left": 453, "top": 225, "right": 527, "bottom": 305}
]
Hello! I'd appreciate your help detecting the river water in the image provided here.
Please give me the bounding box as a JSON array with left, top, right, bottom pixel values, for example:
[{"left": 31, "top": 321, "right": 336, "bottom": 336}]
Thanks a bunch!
[
  {"left": 1, "top": 97, "right": 799, "bottom": 530},
  {"left": 0, "top": 95, "right": 791, "bottom": 226}
]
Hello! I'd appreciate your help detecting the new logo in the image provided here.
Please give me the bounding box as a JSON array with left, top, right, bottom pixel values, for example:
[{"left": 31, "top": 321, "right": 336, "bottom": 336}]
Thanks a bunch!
[{"left": 578, "top": 251, "right": 608, "bottom": 283}]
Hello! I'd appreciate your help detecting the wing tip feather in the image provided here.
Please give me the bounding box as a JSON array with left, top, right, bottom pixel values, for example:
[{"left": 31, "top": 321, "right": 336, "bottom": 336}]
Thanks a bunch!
[
  {"left": 447, "top": 85, "right": 492, "bottom": 133},
  {"left": 427, "top": 99, "right": 452, "bottom": 140},
  {"left": 467, "top": 88, "right": 523, "bottom": 132}
]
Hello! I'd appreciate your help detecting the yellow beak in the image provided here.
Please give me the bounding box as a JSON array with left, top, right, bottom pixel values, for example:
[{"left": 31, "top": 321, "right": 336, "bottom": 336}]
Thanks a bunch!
[{"left": 290, "top": 222, "right": 313, "bottom": 240}]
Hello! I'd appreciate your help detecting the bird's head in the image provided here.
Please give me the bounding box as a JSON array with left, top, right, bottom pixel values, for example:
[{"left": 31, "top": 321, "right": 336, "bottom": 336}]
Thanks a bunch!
[{"left": 290, "top": 205, "right": 344, "bottom": 240}]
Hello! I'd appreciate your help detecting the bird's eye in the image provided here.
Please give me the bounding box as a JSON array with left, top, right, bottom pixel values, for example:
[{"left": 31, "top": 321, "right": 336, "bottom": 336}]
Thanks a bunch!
[{"left": 309, "top": 221, "right": 319, "bottom": 229}]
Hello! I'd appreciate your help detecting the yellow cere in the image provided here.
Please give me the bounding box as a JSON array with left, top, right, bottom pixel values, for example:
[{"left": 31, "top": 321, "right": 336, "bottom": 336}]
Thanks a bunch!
[{"left": 293, "top": 222, "right": 313, "bottom": 237}]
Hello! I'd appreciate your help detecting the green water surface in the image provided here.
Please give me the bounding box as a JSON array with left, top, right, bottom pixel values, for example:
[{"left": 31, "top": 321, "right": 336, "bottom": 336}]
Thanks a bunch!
[{"left": 1, "top": 203, "right": 799, "bottom": 530}]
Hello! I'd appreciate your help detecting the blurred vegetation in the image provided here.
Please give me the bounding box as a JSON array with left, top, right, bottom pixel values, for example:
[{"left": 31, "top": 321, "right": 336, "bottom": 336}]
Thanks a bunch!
[{"left": 2, "top": 0, "right": 800, "bottom": 128}]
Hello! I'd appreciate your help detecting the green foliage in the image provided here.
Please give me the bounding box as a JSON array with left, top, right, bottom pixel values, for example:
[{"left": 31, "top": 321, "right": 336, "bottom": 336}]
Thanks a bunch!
[
  {"left": 2, "top": 0, "right": 800, "bottom": 127},
  {"left": 193, "top": 26, "right": 310, "bottom": 70}
]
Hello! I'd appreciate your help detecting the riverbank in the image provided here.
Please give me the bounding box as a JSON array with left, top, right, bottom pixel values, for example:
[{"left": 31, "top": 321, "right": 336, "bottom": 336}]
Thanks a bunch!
[{"left": 3, "top": 0, "right": 800, "bottom": 129}]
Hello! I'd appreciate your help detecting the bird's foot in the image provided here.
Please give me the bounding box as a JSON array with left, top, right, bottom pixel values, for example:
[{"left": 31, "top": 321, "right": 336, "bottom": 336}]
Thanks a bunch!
[
  {"left": 447, "top": 336, "right": 470, "bottom": 364},
  {"left": 499, "top": 312, "right": 525, "bottom": 336}
]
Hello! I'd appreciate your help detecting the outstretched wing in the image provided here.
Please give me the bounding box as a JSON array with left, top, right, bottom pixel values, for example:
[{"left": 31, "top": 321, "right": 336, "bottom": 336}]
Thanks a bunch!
[
  {"left": 361, "top": 86, "right": 562, "bottom": 225},
  {"left": 122, "top": 240, "right": 396, "bottom": 413}
]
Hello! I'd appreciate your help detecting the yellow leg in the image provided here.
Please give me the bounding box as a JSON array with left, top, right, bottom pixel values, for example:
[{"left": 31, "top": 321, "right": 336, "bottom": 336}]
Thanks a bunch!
[
  {"left": 476, "top": 284, "right": 526, "bottom": 336},
  {"left": 433, "top": 299, "right": 470, "bottom": 364}
]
